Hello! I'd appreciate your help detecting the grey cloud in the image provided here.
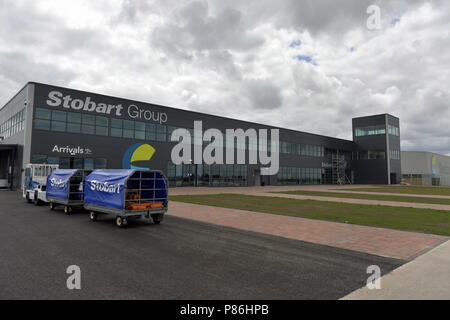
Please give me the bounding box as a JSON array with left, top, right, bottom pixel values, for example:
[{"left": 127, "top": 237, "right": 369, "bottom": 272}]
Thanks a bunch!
[
  {"left": 0, "top": 0, "right": 107, "bottom": 54},
  {"left": 245, "top": 79, "right": 283, "bottom": 110},
  {"left": 151, "top": 1, "right": 264, "bottom": 56},
  {"left": 0, "top": 52, "right": 76, "bottom": 106}
]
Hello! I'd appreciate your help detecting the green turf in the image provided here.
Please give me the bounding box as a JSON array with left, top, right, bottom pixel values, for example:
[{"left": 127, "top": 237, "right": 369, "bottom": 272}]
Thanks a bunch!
[
  {"left": 341, "top": 186, "right": 450, "bottom": 196},
  {"left": 272, "top": 190, "right": 450, "bottom": 205},
  {"left": 170, "top": 193, "right": 450, "bottom": 236}
]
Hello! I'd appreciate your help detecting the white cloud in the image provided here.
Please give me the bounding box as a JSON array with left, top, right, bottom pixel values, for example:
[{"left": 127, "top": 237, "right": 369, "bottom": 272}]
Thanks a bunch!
[{"left": 0, "top": 0, "right": 449, "bottom": 154}]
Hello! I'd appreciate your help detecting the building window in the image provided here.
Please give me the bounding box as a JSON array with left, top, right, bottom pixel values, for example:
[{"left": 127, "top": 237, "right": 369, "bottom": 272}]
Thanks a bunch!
[
  {"left": 111, "top": 118, "right": 123, "bottom": 137},
  {"left": 388, "top": 125, "right": 400, "bottom": 136},
  {"left": 390, "top": 149, "right": 400, "bottom": 160},
  {"left": 353, "top": 150, "right": 387, "bottom": 160},
  {"left": 277, "top": 167, "right": 323, "bottom": 185},
  {"left": 355, "top": 125, "right": 386, "bottom": 137},
  {"left": 123, "top": 120, "right": 134, "bottom": 138},
  {"left": 47, "top": 157, "right": 60, "bottom": 165},
  {"left": 35, "top": 108, "right": 51, "bottom": 120},
  {"left": 167, "top": 163, "right": 248, "bottom": 187},
  {"left": 1, "top": 108, "right": 26, "bottom": 139},
  {"left": 368, "top": 151, "right": 386, "bottom": 160},
  {"left": 31, "top": 154, "right": 47, "bottom": 164},
  {"left": 134, "top": 121, "right": 145, "bottom": 140},
  {"left": 34, "top": 119, "right": 51, "bottom": 131},
  {"left": 95, "top": 116, "right": 109, "bottom": 136},
  {"left": 67, "top": 112, "right": 81, "bottom": 124},
  {"left": 52, "top": 110, "right": 67, "bottom": 122},
  {"left": 156, "top": 125, "right": 167, "bottom": 142},
  {"left": 51, "top": 121, "right": 66, "bottom": 132},
  {"left": 94, "top": 158, "right": 107, "bottom": 169},
  {"left": 67, "top": 123, "right": 81, "bottom": 133},
  {"left": 82, "top": 124, "right": 95, "bottom": 135},
  {"left": 95, "top": 126, "right": 108, "bottom": 136},
  {"left": 84, "top": 158, "right": 94, "bottom": 170},
  {"left": 59, "top": 158, "right": 71, "bottom": 169}
]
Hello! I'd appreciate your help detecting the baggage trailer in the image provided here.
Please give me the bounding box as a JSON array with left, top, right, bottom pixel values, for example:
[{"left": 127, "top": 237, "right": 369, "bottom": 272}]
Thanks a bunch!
[
  {"left": 23, "top": 164, "right": 59, "bottom": 205},
  {"left": 46, "top": 169, "right": 92, "bottom": 214},
  {"left": 84, "top": 170, "right": 169, "bottom": 228}
]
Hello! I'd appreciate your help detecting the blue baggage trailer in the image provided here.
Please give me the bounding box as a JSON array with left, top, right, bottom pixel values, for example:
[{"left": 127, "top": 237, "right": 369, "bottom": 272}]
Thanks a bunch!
[
  {"left": 84, "top": 170, "right": 169, "bottom": 228},
  {"left": 46, "top": 169, "right": 92, "bottom": 214}
]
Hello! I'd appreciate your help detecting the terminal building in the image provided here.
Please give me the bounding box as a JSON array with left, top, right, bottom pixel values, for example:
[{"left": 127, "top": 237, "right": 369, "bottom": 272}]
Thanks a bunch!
[
  {"left": 402, "top": 151, "right": 450, "bottom": 186},
  {"left": 0, "top": 82, "right": 402, "bottom": 189}
]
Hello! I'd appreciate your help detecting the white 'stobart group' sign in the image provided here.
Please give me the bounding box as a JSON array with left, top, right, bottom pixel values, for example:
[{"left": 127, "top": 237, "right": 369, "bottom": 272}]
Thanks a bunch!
[{"left": 46, "top": 91, "right": 168, "bottom": 124}]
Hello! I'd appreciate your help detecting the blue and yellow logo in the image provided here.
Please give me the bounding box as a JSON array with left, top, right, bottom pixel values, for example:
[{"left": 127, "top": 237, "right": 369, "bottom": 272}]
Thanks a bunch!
[{"left": 122, "top": 143, "right": 156, "bottom": 170}]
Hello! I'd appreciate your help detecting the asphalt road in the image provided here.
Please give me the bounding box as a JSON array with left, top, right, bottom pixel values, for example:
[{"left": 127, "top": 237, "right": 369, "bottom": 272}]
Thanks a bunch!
[{"left": 0, "top": 191, "right": 404, "bottom": 300}]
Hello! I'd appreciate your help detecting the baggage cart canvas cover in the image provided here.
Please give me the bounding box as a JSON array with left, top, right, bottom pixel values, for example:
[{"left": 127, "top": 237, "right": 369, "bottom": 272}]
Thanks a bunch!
[
  {"left": 84, "top": 170, "right": 134, "bottom": 210},
  {"left": 46, "top": 169, "right": 78, "bottom": 200}
]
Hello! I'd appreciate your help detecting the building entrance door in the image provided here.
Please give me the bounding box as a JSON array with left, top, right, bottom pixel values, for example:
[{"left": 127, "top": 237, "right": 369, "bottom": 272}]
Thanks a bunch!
[
  {"left": 0, "top": 150, "right": 9, "bottom": 188},
  {"left": 0, "top": 145, "right": 17, "bottom": 189},
  {"left": 390, "top": 173, "right": 397, "bottom": 185}
]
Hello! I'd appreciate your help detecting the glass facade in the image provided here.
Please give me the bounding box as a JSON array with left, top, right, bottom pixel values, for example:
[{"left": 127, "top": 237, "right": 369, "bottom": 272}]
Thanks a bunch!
[
  {"left": 0, "top": 108, "right": 25, "bottom": 139},
  {"left": 390, "top": 149, "right": 401, "bottom": 160},
  {"left": 353, "top": 150, "right": 386, "bottom": 160},
  {"left": 31, "top": 108, "right": 356, "bottom": 186},
  {"left": 354, "top": 125, "right": 386, "bottom": 137},
  {"left": 34, "top": 108, "right": 328, "bottom": 160},
  {"left": 277, "top": 167, "right": 322, "bottom": 185},
  {"left": 31, "top": 154, "right": 107, "bottom": 169},
  {"left": 388, "top": 125, "right": 400, "bottom": 136},
  {"left": 280, "top": 141, "right": 324, "bottom": 157},
  {"left": 167, "top": 163, "right": 248, "bottom": 187}
]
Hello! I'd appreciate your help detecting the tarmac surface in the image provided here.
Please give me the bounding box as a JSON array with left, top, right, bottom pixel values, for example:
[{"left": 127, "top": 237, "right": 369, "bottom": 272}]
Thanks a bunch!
[{"left": 0, "top": 191, "right": 402, "bottom": 300}]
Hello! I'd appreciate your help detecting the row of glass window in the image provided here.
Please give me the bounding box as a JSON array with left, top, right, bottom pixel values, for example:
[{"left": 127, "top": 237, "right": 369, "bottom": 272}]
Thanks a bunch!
[
  {"left": 354, "top": 125, "right": 386, "bottom": 137},
  {"left": 34, "top": 108, "right": 329, "bottom": 159},
  {"left": 167, "top": 163, "right": 248, "bottom": 187},
  {"left": 388, "top": 125, "right": 400, "bottom": 136},
  {"left": 355, "top": 124, "right": 400, "bottom": 137},
  {"left": 31, "top": 154, "right": 107, "bottom": 170},
  {"left": 277, "top": 167, "right": 323, "bottom": 185},
  {"left": 0, "top": 109, "right": 25, "bottom": 139},
  {"left": 353, "top": 150, "right": 387, "bottom": 160},
  {"left": 34, "top": 108, "right": 110, "bottom": 136},
  {"left": 390, "top": 149, "right": 401, "bottom": 160},
  {"left": 280, "top": 141, "right": 325, "bottom": 157}
]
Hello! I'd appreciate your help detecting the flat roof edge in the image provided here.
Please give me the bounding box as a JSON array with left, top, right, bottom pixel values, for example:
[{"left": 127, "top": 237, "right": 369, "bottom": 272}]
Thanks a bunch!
[
  {"left": 14, "top": 82, "right": 355, "bottom": 143},
  {"left": 0, "top": 82, "right": 32, "bottom": 111}
]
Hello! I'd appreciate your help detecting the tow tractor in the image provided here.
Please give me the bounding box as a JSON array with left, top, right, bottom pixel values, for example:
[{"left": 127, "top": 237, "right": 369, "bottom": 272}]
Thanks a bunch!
[{"left": 23, "top": 164, "right": 59, "bottom": 205}]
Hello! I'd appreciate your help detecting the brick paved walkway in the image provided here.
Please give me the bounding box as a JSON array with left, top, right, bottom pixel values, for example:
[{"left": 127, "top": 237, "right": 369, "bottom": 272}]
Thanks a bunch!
[{"left": 168, "top": 202, "right": 448, "bottom": 260}]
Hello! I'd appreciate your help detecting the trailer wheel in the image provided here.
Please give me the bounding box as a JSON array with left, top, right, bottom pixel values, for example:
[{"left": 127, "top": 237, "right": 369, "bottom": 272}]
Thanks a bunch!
[
  {"left": 116, "top": 216, "right": 128, "bottom": 228},
  {"left": 90, "top": 211, "right": 98, "bottom": 222},
  {"left": 49, "top": 202, "right": 55, "bottom": 211},
  {"left": 33, "top": 192, "right": 40, "bottom": 206},
  {"left": 151, "top": 214, "right": 163, "bottom": 225},
  {"left": 64, "top": 206, "right": 72, "bottom": 215}
]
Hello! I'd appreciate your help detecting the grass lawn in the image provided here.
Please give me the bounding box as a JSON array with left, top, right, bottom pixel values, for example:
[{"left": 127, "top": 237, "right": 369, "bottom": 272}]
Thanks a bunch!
[
  {"left": 272, "top": 190, "right": 450, "bottom": 205},
  {"left": 170, "top": 194, "right": 450, "bottom": 236},
  {"left": 341, "top": 186, "right": 450, "bottom": 196}
]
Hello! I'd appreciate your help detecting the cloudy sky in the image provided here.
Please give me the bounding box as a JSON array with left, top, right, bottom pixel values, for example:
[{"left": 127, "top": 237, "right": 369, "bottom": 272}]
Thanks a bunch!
[{"left": 1, "top": 0, "right": 449, "bottom": 154}]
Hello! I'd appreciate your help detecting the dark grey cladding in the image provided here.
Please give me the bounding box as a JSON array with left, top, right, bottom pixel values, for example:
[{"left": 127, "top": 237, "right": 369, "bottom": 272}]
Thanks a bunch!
[{"left": 1, "top": 82, "right": 401, "bottom": 188}]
